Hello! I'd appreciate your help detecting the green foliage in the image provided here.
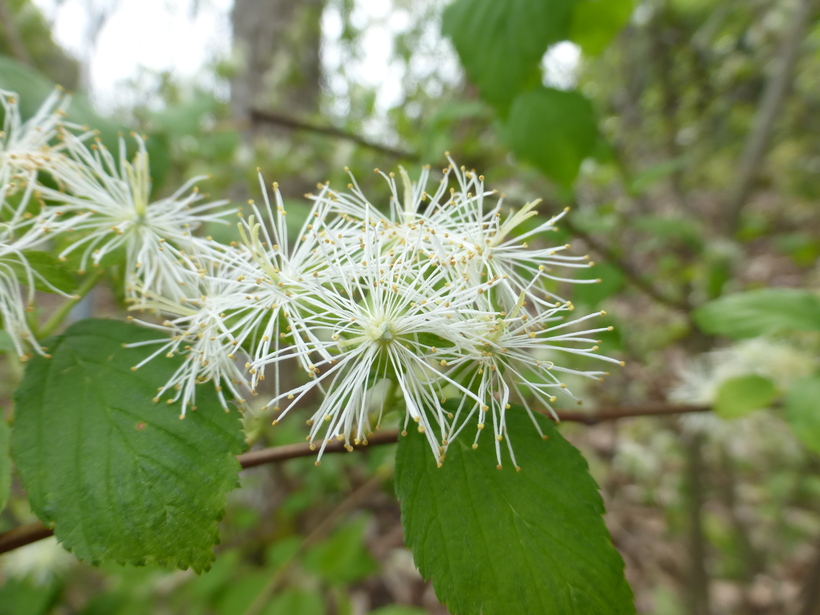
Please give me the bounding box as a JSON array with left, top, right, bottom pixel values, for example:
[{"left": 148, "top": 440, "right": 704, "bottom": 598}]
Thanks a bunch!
[
  {"left": 0, "top": 579, "right": 61, "bottom": 615},
  {"left": 395, "top": 408, "right": 635, "bottom": 615},
  {"left": 628, "top": 158, "right": 687, "bottom": 195},
  {"left": 266, "top": 589, "right": 327, "bottom": 615},
  {"left": 694, "top": 289, "right": 820, "bottom": 339},
  {"left": 714, "top": 375, "right": 778, "bottom": 419},
  {"left": 573, "top": 262, "right": 625, "bottom": 306},
  {"left": 441, "top": 0, "right": 573, "bottom": 112},
  {"left": 304, "top": 515, "right": 378, "bottom": 584},
  {"left": 12, "top": 318, "right": 246, "bottom": 571},
  {"left": 784, "top": 376, "right": 820, "bottom": 455},
  {"left": 0, "top": 416, "right": 10, "bottom": 512},
  {"left": 505, "top": 87, "right": 598, "bottom": 186},
  {"left": 370, "top": 607, "right": 427, "bottom": 615},
  {"left": 570, "top": 0, "right": 634, "bottom": 56},
  {"left": 6, "top": 251, "right": 76, "bottom": 294},
  {"left": 0, "top": 0, "right": 80, "bottom": 88}
]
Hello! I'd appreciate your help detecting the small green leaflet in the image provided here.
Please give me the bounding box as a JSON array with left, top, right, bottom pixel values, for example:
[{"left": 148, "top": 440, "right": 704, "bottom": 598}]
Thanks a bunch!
[
  {"left": 785, "top": 376, "right": 820, "bottom": 455},
  {"left": 12, "top": 318, "right": 246, "bottom": 571},
  {"left": 395, "top": 408, "right": 635, "bottom": 615},
  {"left": 0, "top": 417, "right": 10, "bottom": 513},
  {"left": 694, "top": 289, "right": 820, "bottom": 339},
  {"left": 714, "top": 375, "right": 778, "bottom": 419}
]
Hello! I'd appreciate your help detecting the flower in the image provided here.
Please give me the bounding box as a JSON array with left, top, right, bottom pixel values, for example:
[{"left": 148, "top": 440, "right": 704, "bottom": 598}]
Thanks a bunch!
[
  {"left": 255, "top": 213, "right": 496, "bottom": 463},
  {"left": 305, "top": 159, "right": 603, "bottom": 319},
  {"left": 37, "top": 133, "right": 232, "bottom": 299},
  {"left": 126, "top": 254, "right": 256, "bottom": 415},
  {"left": 0, "top": 164, "right": 74, "bottom": 360},
  {"left": 446, "top": 300, "right": 622, "bottom": 469},
  {"left": 123, "top": 160, "right": 620, "bottom": 467},
  {"left": 0, "top": 88, "right": 72, "bottom": 175}
]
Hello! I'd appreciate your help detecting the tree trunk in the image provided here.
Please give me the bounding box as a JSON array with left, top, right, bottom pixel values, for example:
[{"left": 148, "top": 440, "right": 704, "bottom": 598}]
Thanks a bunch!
[{"left": 231, "top": 0, "right": 324, "bottom": 124}]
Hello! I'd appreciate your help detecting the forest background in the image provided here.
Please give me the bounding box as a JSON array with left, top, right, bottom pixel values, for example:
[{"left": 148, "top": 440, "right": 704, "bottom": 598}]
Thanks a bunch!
[{"left": 1, "top": 0, "right": 820, "bottom": 614}]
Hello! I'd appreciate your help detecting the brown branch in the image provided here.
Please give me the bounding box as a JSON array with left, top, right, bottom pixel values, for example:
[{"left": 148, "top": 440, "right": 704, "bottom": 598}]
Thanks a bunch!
[
  {"left": 562, "top": 215, "right": 690, "bottom": 312},
  {"left": 556, "top": 403, "right": 708, "bottom": 425},
  {"left": 238, "top": 428, "right": 400, "bottom": 469},
  {"left": 724, "top": 0, "right": 817, "bottom": 234},
  {"left": 684, "top": 432, "right": 712, "bottom": 615},
  {"left": 249, "top": 108, "right": 419, "bottom": 161},
  {"left": 0, "top": 522, "right": 54, "bottom": 554},
  {"left": 0, "top": 402, "right": 709, "bottom": 556}
]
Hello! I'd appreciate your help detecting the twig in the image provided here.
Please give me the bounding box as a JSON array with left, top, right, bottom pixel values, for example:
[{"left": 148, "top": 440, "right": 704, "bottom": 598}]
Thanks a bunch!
[
  {"left": 724, "top": 0, "right": 816, "bottom": 234},
  {"left": 716, "top": 448, "right": 764, "bottom": 615},
  {"left": 239, "top": 403, "right": 709, "bottom": 468},
  {"left": 238, "top": 428, "right": 400, "bottom": 469},
  {"left": 0, "top": 522, "right": 54, "bottom": 553},
  {"left": 684, "top": 432, "right": 712, "bottom": 615},
  {"left": 562, "top": 215, "right": 690, "bottom": 311},
  {"left": 651, "top": 5, "right": 686, "bottom": 208},
  {"left": 0, "top": 402, "right": 709, "bottom": 556},
  {"left": 249, "top": 108, "right": 419, "bottom": 161}
]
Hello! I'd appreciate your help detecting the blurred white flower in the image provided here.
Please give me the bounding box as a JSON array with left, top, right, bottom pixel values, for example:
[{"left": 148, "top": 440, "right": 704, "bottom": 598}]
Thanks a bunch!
[
  {"left": 0, "top": 88, "right": 72, "bottom": 175},
  {"left": 671, "top": 337, "right": 818, "bottom": 435},
  {"left": 671, "top": 338, "right": 816, "bottom": 408}
]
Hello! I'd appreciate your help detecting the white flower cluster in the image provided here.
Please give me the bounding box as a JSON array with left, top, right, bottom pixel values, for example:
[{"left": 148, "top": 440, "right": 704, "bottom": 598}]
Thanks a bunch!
[
  {"left": 1, "top": 91, "right": 621, "bottom": 466},
  {"left": 132, "top": 164, "right": 621, "bottom": 467},
  {"left": 0, "top": 89, "right": 74, "bottom": 359},
  {"left": 0, "top": 89, "right": 230, "bottom": 359}
]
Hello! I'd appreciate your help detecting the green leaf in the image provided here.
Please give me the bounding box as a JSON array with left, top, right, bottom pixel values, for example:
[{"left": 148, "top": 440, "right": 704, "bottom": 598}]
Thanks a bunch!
[
  {"left": 785, "top": 376, "right": 820, "bottom": 455},
  {"left": 442, "top": 0, "right": 575, "bottom": 111},
  {"left": 4, "top": 251, "right": 77, "bottom": 294},
  {"left": 694, "top": 289, "right": 820, "bottom": 339},
  {"left": 303, "top": 515, "right": 378, "bottom": 584},
  {"left": 714, "top": 375, "right": 778, "bottom": 419},
  {"left": 0, "top": 417, "right": 10, "bottom": 512},
  {"left": 264, "top": 590, "right": 326, "bottom": 615},
  {"left": 505, "top": 87, "right": 598, "bottom": 185},
  {"left": 570, "top": 0, "right": 634, "bottom": 56},
  {"left": 0, "top": 579, "right": 61, "bottom": 615},
  {"left": 12, "top": 318, "right": 246, "bottom": 571},
  {"left": 395, "top": 408, "right": 634, "bottom": 615}
]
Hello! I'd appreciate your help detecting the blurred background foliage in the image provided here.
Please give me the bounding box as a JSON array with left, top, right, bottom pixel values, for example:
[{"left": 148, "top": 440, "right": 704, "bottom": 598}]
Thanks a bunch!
[{"left": 1, "top": 0, "right": 819, "bottom": 613}]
